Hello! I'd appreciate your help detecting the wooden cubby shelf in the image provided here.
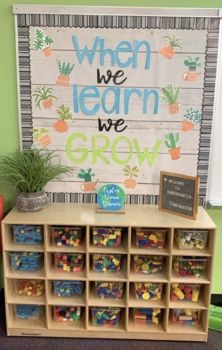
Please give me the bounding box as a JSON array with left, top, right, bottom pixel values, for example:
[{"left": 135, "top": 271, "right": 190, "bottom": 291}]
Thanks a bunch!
[{"left": 1, "top": 203, "right": 216, "bottom": 341}]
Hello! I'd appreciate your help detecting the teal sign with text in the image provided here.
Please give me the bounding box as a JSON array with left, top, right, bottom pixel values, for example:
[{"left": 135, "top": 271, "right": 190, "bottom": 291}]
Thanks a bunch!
[{"left": 97, "top": 184, "right": 125, "bottom": 211}]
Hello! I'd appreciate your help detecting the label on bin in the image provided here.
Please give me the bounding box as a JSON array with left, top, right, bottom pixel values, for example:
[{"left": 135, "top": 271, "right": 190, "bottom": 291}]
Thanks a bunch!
[{"left": 97, "top": 184, "right": 125, "bottom": 211}]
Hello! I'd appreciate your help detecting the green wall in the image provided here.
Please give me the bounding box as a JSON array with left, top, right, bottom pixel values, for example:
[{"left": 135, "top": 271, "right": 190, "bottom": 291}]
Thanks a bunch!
[{"left": 0, "top": 0, "right": 222, "bottom": 293}]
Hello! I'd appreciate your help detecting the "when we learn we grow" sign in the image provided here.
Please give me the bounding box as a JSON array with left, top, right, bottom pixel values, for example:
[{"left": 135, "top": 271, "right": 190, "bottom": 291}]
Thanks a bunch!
[{"left": 30, "top": 27, "right": 206, "bottom": 195}]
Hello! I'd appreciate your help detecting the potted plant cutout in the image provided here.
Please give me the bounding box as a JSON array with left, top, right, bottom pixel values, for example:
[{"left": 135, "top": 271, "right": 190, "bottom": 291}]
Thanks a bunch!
[
  {"left": 0, "top": 149, "right": 73, "bottom": 211},
  {"left": 182, "top": 108, "right": 201, "bottom": 132},
  {"left": 56, "top": 60, "right": 75, "bottom": 87},
  {"left": 123, "top": 165, "right": 139, "bottom": 189},
  {"left": 161, "top": 85, "right": 180, "bottom": 114},
  {"left": 53, "top": 105, "right": 73, "bottom": 133},
  {"left": 159, "top": 35, "right": 183, "bottom": 59},
  {"left": 184, "top": 56, "right": 201, "bottom": 81},
  {"left": 165, "top": 132, "right": 181, "bottom": 160},
  {"left": 33, "top": 86, "right": 57, "bottom": 109},
  {"left": 33, "top": 29, "right": 54, "bottom": 57},
  {"left": 33, "top": 128, "right": 52, "bottom": 147},
  {"left": 78, "top": 168, "right": 98, "bottom": 192}
]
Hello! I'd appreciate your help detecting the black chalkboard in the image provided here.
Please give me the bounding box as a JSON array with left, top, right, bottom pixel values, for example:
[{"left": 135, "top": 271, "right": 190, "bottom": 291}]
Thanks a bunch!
[{"left": 159, "top": 171, "right": 199, "bottom": 219}]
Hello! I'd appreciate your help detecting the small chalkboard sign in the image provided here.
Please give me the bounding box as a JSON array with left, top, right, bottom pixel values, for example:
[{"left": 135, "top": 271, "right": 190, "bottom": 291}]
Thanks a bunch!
[
  {"left": 97, "top": 184, "right": 125, "bottom": 213},
  {"left": 159, "top": 171, "right": 199, "bottom": 219}
]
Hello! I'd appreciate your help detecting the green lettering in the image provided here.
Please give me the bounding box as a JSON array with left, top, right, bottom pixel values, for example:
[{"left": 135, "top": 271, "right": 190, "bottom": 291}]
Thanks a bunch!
[
  {"left": 92, "top": 134, "right": 110, "bottom": 164},
  {"left": 133, "top": 139, "right": 162, "bottom": 166},
  {"left": 111, "top": 136, "right": 132, "bottom": 165},
  {"left": 66, "top": 132, "right": 88, "bottom": 164}
]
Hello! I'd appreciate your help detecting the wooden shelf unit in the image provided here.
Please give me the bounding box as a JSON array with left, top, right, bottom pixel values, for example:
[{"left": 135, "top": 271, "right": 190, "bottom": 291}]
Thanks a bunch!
[{"left": 1, "top": 203, "right": 216, "bottom": 341}]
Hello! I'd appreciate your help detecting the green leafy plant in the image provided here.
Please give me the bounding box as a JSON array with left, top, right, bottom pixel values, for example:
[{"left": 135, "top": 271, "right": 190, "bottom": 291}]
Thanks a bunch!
[
  {"left": 184, "top": 56, "right": 201, "bottom": 71},
  {"left": 162, "top": 35, "right": 183, "bottom": 49},
  {"left": 78, "top": 168, "right": 95, "bottom": 182},
  {"left": 57, "top": 105, "right": 73, "bottom": 121},
  {"left": 161, "top": 85, "right": 180, "bottom": 105},
  {"left": 165, "top": 132, "right": 180, "bottom": 149},
  {"left": 58, "top": 60, "right": 75, "bottom": 76},
  {"left": 123, "top": 165, "right": 139, "bottom": 179},
  {"left": 33, "top": 86, "right": 56, "bottom": 109},
  {"left": 0, "top": 149, "right": 73, "bottom": 193},
  {"left": 184, "top": 108, "right": 201, "bottom": 124},
  {"left": 33, "top": 29, "right": 54, "bottom": 50}
]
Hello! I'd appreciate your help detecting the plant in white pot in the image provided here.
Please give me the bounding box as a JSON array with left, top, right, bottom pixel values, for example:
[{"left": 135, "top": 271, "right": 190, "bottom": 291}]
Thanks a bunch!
[{"left": 0, "top": 148, "right": 73, "bottom": 212}]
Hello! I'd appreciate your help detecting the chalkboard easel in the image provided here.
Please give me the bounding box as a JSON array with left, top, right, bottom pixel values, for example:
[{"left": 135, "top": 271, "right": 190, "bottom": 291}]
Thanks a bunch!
[{"left": 159, "top": 171, "right": 199, "bottom": 219}]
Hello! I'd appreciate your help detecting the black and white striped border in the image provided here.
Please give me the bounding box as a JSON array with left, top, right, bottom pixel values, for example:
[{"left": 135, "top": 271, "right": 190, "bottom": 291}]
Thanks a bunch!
[{"left": 16, "top": 14, "right": 220, "bottom": 205}]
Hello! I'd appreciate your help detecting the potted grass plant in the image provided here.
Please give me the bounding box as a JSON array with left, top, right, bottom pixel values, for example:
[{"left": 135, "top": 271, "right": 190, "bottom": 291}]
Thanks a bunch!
[
  {"left": 161, "top": 85, "right": 181, "bottom": 114},
  {"left": 0, "top": 149, "right": 73, "bottom": 211}
]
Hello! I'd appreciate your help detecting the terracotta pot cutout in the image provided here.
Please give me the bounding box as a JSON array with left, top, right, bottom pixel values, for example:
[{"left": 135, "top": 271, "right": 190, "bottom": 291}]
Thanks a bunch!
[
  {"left": 42, "top": 98, "right": 53, "bottom": 109},
  {"left": 124, "top": 179, "right": 137, "bottom": 189},
  {"left": 169, "top": 103, "right": 180, "bottom": 115},
  {"left": 169, "top": 147, "right": 181, "bottom": 160},
  {"left": 81, "top": 180, "right": 98, "bottom": 192},
  {"left": 53, "top": 120, "right": 69, "bottom": 133},
  {"left": 183, "top": 71, "right": 201, "bottom": 81},
  {"left": 39, "top": 134, "right": 52, "bottom": 147},
  {"left": 42, "top": 47, "right": 52, "bottom": 57},
  {"left": 56, "top": 75, "right": 70, "bottom": 87},
  {"left": 159, "top": 45, "right": 174, "bottom": 59},
  {"left": 182, "top": 120, "right": 195, "bottom": 132}
]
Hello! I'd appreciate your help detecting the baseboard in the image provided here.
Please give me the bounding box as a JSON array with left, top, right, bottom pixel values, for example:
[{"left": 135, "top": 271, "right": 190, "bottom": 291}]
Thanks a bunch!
[{"left": 211, "top": 294, "right": 222, "bottom": 306}]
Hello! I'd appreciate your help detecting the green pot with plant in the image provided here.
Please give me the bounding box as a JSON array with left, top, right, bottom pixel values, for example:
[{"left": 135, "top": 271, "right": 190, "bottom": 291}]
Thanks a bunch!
[
  {"left": 0, "top": 149, "right": 73, "bottom": 211},
  {"left": 161, "top": 85, "right": 180, "bottom": 115},
  {"left": 56, "top": 60, "right": 75, "bottom": 87},
  {"left": 184, "top": 56, "right": 201, "bottom": 81}
]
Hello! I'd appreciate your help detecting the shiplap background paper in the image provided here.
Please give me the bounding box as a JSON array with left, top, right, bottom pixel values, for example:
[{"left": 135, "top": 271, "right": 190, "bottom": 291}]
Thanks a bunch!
[{"left": 16, "top": 13, "right": 220, "bottom": 204}]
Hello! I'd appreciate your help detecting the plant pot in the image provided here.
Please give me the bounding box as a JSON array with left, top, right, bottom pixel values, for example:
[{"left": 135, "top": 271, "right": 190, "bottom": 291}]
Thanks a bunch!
[
  {"left": 168, "top": 147, "right": 181, "bottom": 160},
  {"left": 81, "top": 181, "right": 98, "bottom": 192},
  {"left": 124, "top": 178, "right": 137, "bottom": 189},
  {"left": 169, "top": 103, "right": 180, "bottom": 115},
  {"left": 182, "top": 119, "right": 195, "bottom": 132},
  {"left": 56, "top": 74, "right": 70, "bottom": 87},
  {"left": 42, "top": 98, "right": 53, "bottom": 109},
  {"left": 159, "top": 45, "right": 174, "bottom": 59},
  {"left": 16, "top": 191, "right": 49, "bottom": 212},
  {"left": 39, "top": 134, "right": 52, "bottom": 147},
  {"left": 183, "top": 71, "right": 201, "bottom": 81},
  {"left": 42, "top": 47, "right": 52, "bottom": 57},
  {"left": 53, "top": 120, "right": 68, "bottom": 133}
]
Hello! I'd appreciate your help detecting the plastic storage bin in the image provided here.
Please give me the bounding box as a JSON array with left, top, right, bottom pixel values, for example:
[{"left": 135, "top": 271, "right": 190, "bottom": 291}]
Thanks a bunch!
[
  {"left": 134, "top": 282, "right": 163, "bottom": 301},
  {"left": 175, "top": 229, "right": 208, "bottom": 250},
  {"left": 12, "top": 225, "right": 43, "bottom": 245},
  {"left": 92, "top": 254, "right": 121, "bottom": 272},
  {"left": 92, "top": 227, "right": 122, "bottom": 247},
  {"left": 95, "top": 282, "right": 124, "bottom": 299},
  {"left": 170, "top": 284, "right": 201, "bottom": 302},
  {"left": 53, "top": 306, "right": 81, "bottom": 321},
  {"left": 171, "top": 309, "right": 201, "bottom": 325},
  {"left": 15, "top": 304, "right": 43, "bottom": 319},
  {"left": 10, "top": 252, "right": 43, "bottom": 272},
  {"left": 173, "top": 257, "right": 207, "bottom": 278},
  {"left": 133, "top": 255, "right": 163, "bottom": 274},
  {"left": 51, "top": 226, "right": 83, "bottom": 248},
  {"left": 15, "top": 279, "right": 45, "bottom": 297},
  {"left": 133, "top": 308, "right": 161, "bottom": 324},
  {"left": 53, "top": 280, "right": 84, "bottom": 297},
  {"left": 91, "top": 307, "right": 121, "bottom": 326},
  {"left": 54, "top": 253, "right": 84, "bottom": 273},
  {"left": 135, "top": 228, "right": 166, "bottom": 249}
]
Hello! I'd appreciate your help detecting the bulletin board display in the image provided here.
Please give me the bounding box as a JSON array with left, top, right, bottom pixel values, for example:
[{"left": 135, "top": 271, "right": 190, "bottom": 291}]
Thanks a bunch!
[{"left": 14, "top": 6, "right": 220, "bottom": 204}]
